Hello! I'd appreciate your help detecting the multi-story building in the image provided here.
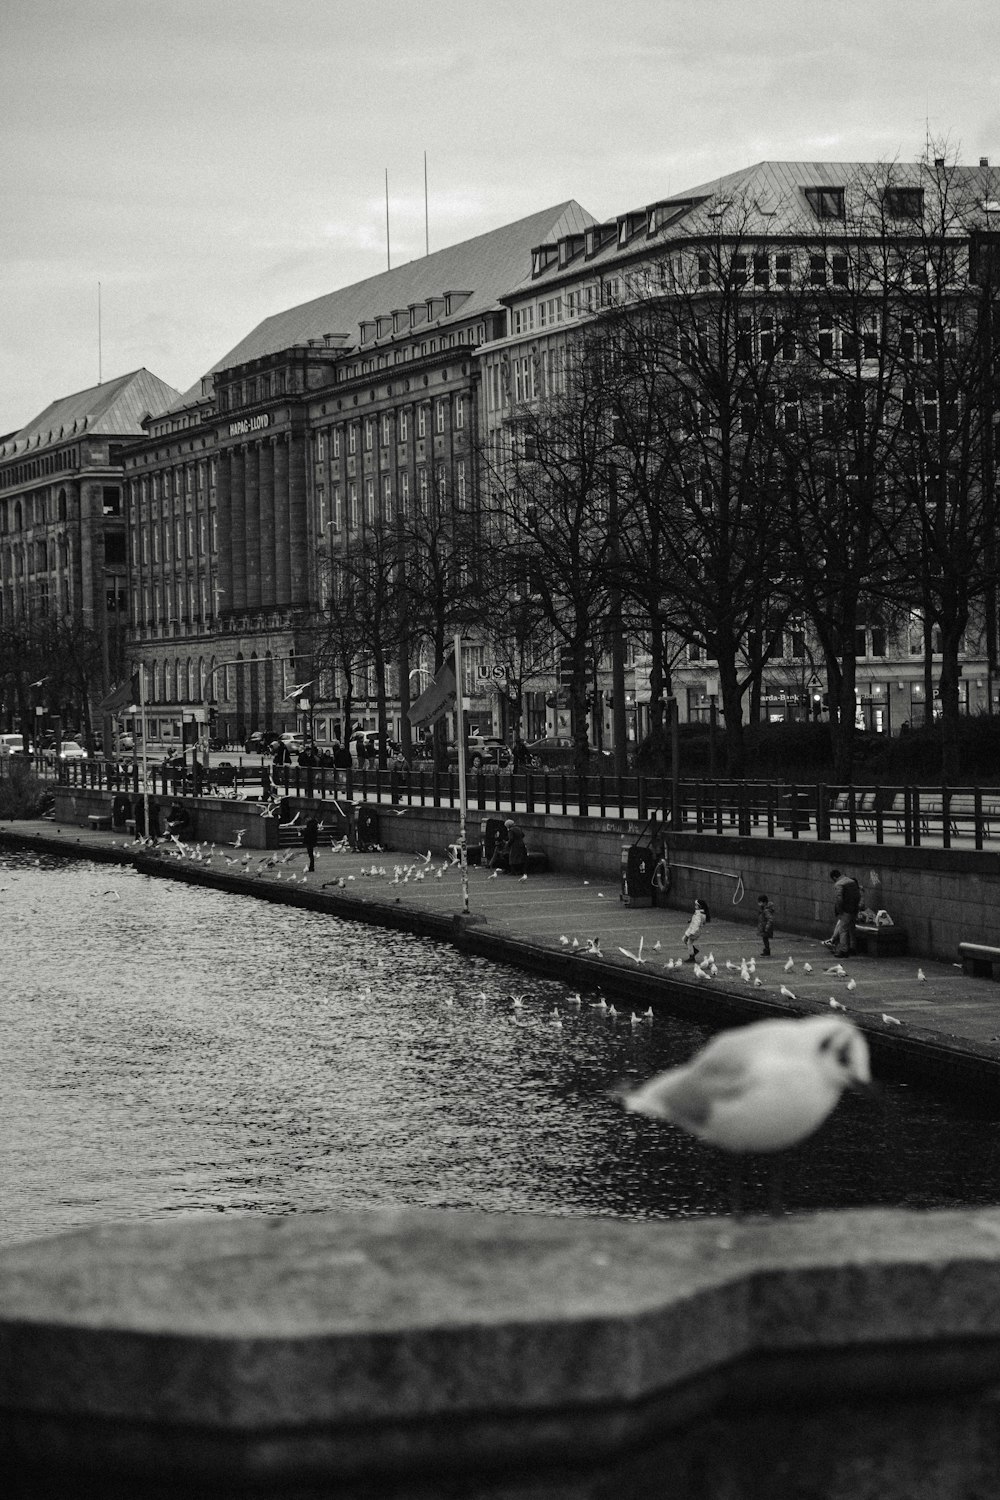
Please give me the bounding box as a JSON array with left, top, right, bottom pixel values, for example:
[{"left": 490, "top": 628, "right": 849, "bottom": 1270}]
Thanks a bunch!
[
  {"left": 122, "top": 201, "right": 593, "bottom": 747},
  {"left": 0, "top": 369, "right": 179, "bottom": 742},
  {"left": 485, "top": 158, "right": 1000, "bottom": 743}
]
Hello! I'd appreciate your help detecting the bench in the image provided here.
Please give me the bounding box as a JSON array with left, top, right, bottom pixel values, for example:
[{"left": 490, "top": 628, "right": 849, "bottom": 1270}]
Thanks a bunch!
[
  {"left": 831, "top": 791, "right": 878, "bottom": 833},
  {"left": 855, "top": 922, "right": 908, "bottom": 957},
  {"left": 888, "top": 793, "right": 1000, "bottom": 840},
  {"left": 959, "top": 941, "right": 1000, "bottom": 979},
  {"left": 87, "top": 813, "right": 112, "bottom": 832}
]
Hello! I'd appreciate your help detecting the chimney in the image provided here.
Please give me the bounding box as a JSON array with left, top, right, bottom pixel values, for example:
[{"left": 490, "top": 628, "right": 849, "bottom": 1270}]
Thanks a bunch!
[
  {"left": 934, "top": 157, "right": 945, "bottom": 168},
  {"left": 981, "top": 157, "right": 990, "bottom": 167}
]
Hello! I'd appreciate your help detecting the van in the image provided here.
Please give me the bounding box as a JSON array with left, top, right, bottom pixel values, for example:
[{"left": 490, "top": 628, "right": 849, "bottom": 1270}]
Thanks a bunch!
[{"left": 0, "top": 733, "right": 28, "bottom": 757}]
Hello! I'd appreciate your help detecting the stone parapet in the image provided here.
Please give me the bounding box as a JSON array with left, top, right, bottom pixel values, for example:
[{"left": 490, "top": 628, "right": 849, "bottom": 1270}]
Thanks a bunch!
[{"left": 3, "top": 1208, "right": 1000, "bottom": 1497}]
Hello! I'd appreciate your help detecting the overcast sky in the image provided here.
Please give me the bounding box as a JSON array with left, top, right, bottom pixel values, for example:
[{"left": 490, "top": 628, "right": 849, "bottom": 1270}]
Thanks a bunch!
[{"left": 3, "top": 0, "right": 999, "bottom": 431}]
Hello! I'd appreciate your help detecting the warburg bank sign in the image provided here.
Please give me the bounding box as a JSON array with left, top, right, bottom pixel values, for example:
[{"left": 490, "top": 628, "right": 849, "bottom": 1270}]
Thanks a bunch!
[{"left": 228, "top": 414, "right": 271, "bottom": 438}]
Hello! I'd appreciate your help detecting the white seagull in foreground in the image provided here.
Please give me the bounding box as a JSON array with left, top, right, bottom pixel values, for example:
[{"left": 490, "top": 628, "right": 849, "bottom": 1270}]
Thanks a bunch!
[
  {"left": 780, "top": 984, "right": 797, "bottom": 1000},
  {"left": 618, "top": 1015, "right": 872, "bottom": 1158},
  {"left": 784, "top": 957, "right": 795, "bottom": 972},
  {"left": 825, "top": 964, "right": 848, "bottom": 977},
  {"left": 585, "top": 937, "right": 603, "bottom": 956},
  {"left": 917, "top": 969, "right": 926, "bottom": 982}
]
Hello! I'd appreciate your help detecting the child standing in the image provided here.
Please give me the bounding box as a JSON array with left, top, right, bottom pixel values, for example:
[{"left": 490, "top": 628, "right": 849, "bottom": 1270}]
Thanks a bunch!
[
  {"left": 756, "top": 893, "right": 776, "bottom": 957},
  {"left": 683, "top": 897, "right": 710, "bottom": 963}
]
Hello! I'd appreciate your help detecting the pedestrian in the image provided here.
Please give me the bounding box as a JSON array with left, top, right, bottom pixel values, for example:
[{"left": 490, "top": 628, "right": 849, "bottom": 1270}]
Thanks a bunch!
[
  {"left": 683, "top": 897, "right": 710, "bottom": 963},
  {"left": 302, "top": 815, "right": 320, "bottom": 872},
  {"left": 756, "top": 893, "right": 776, "bottom": 957},
  {"left": 824, "top": 868, "right": 862, "bottom": 957},
  {"left": 504, "top": 818, "right": 527, "bottom": 876},
  {"left": 651, "top": 842, "right": 670, "bottom": 903}
]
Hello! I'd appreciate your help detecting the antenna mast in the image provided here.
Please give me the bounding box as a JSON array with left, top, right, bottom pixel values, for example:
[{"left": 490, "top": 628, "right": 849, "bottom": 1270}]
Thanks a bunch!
[
  {"left": 424, "top": 151, "right": 429, "bottom": 256},
  {"left": 385, "top": 169, "right": 391, "bottom": 270},
  {"left": 97, "top": 281, "right": 102, "bottom": 385}
]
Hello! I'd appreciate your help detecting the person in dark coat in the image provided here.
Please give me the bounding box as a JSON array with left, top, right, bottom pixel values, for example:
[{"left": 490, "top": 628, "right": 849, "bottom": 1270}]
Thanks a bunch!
[
  {"left": 504, "top": 818, "right": 527, "bottom": 877},
  {"left": 302, "top": 815, "right": 320, "bottom": 872}
]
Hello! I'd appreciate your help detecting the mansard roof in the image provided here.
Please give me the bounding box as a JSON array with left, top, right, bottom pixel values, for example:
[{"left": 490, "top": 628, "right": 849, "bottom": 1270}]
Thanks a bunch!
[
  {"left": 1, "top": 368, "right": 181, "bottom": 458},
  {"left": 170, "top": 200, "right": 594, "bottom": 408},
  {"left": 516, "top": 159, "right": 1000, "bottom": 292}
]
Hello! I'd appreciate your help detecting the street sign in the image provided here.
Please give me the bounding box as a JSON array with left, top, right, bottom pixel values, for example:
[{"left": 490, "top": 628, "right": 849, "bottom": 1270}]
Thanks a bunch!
[{"left": 491, "top": 665, "right": 506, "bottom": 681}]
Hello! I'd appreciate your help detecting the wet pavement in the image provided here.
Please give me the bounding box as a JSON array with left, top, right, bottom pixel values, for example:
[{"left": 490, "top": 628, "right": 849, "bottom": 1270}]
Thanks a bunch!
[{"left": 5, "top": 814, "right": 1000, "bottom": 1095}]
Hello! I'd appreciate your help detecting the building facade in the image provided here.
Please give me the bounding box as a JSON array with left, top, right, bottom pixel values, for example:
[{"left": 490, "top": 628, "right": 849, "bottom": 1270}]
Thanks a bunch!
[
  {"left": 122, "top": 201, "right": 593, "bottom": 749},
  {"left": 0, "top": 369, "right": 179, "bottom": 743}
]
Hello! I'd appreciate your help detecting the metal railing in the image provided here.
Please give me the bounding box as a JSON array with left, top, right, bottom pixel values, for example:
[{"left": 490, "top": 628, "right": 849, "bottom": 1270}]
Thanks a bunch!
[{"left": 47, "top": 757, "right": 1000, "bottom": 851}]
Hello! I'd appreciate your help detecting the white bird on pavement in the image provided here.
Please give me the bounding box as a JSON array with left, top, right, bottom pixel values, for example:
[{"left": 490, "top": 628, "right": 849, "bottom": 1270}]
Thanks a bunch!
[
  {"left": 617, "top": 1015, "right": 872, "bottom": 1157},
  {"left": 917, "top": 969, "right": 926, "bottom": 982},
  {"left": 617, "top": 936, "right": 645, "bottom": 966},
  {"left": 803, "top": 963, "right": 813, "bottom": 974},
  {"left": 846, "top": 978, "right": 857, "bottom": 992},
  {"left": 586, "top": 937, "right": 602, "bottom": 956},
  {"left": 780, "top": 984, "right": 797, "bottom": 1000},
  {"left": 882, "top": 1012, "right": 902, "bottom": 1026},
  {"left": 830, "top": 997, "right": 848, "bottom": 1012},
  {"left": 825, "top": 964, "right": 848, "bottom": 977},
  {"left": 784, "top": 957, "right": 795, "bottom": 972}
]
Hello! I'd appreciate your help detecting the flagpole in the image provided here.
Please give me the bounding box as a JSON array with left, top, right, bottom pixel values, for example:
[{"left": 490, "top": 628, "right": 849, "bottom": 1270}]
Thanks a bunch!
[
  {"left": 139, "top": 664, "right": 151, "bottom": 842},
  {"left": 454, "top": 631, "right": 469, "bottom": 914}
]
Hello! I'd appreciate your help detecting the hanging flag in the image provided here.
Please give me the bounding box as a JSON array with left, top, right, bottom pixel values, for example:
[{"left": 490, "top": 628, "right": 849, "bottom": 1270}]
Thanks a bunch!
[
  {"left": 408, "top": 653, "right": 457, "bottom": 729},
  {"left": 99, "top": 670, "right": 142, "bottom": 714}
]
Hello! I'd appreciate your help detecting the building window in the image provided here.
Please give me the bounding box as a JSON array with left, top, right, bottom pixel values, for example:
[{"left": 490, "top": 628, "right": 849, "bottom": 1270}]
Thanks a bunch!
[
  {"left": 381, "top": 413, "right": 392, "bottom": 446},
  {"left": 348, "top": 425, "right": 357, "bottom": 455},
  {"left": 331, "top": 484, "right": 342, "bottom": 531},
  {"left": 400, "top": 471, "right": 410, "bottom": 514},
  {"left": 348, "top": 481, "right": 358, "bottom": 529},
  {"left": 332, "top": 428, "right": 341, "bottom": 458},
  {"left": 418, "top": 468, "right": 428, "bottom": 513},
  {"left": 364, "top": 418, "right": 373, "bottom": 451},
  {"left": 365, "top": 478, "right": 375, "bottom": 524},
  {"left": 383, "top": 474, "right": 393, "bottom": 521},
  {"left": 399, "top": 409, "right": 408, "bottom": 442},
  {"left": 455, "top": 394, "right": 464, "bottom": 430},
  {"left": 885, "top": 186, "right": 923, "bottom": 219},
  {"left": 456, "top": 459, "right": 467, "bottom": 508},
  {"left": 316, "top": 431, "right": 326, "bottom": 463},
  {"left": 436, "top": 400, "right": 446, "bottom": 434},
  {"left": 805, "top": 186, "right": 845, "bottom": 220},
  {"left": 417, "top": 405, "right": 426, "bottom": 439}
]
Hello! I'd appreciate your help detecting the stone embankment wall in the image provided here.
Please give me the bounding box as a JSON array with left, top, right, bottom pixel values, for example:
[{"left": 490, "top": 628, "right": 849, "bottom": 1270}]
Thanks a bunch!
[{"left": 3, "top": 1207, "right": 1000, "bottom": 1499}]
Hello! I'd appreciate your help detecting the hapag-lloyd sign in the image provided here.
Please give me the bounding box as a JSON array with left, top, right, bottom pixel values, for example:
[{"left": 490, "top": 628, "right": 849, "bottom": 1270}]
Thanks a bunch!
[{"left": 228, "top": 413, "right": 271, "bottom": 438}]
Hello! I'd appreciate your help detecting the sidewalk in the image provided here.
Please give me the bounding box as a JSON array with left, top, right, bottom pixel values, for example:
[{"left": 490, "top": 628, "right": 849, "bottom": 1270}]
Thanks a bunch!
[{"left": 6, "top": 816, "right": 1000, "bottom": 1095}]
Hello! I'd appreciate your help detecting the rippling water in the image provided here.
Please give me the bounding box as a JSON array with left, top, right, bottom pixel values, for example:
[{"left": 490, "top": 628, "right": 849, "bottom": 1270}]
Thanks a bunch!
[{"left": 3, "top": 848, "right": 1000, "bottom": 1247}]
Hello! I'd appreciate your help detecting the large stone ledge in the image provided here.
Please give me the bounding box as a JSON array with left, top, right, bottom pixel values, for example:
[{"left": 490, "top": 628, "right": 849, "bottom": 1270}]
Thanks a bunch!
[{"left": 4, "top": 1208, "right": 1000, "bottom": 1497}]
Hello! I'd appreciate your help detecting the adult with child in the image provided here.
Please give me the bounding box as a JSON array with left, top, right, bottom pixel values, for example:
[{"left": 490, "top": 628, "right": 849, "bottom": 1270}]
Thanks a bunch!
[{"left": 825, "top": 868, "right": 861, "bottom": 957}]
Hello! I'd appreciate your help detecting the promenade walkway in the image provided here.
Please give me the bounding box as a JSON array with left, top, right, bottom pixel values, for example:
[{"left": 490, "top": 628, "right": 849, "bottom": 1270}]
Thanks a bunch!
[{"left": 5, "top": 814, "right": 1000, "bottom": 1097}]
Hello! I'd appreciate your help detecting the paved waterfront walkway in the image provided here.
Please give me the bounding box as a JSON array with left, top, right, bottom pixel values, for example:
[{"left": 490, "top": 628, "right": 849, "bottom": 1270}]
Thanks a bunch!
[{"left": 5, "top": 815, "right": 1000, "bottom": 1092}]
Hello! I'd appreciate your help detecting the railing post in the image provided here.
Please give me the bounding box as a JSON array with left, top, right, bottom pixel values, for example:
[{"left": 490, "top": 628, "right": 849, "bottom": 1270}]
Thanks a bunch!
[
  {"left": 975, "top": 784, "right": 984, "bottom": 851},
  {"left": 941, "top": 785, "right": 951, "bottom": 851}
]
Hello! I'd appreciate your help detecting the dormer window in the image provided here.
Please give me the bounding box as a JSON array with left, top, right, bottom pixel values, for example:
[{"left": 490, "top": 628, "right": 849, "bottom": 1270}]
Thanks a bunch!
[
  {"left": 884, "top": 186, "right": 924, "bottom": 219},
  {"left": 805, "top": 186, "right": 845, "bottom": 220},
  {"left": 616, "top": 211, "right": 645, "bottom": 247}
]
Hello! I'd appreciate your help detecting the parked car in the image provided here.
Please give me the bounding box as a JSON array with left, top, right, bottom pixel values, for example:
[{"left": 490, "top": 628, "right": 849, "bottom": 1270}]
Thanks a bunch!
[
  {"left": 447, "top": 737, "right": 512, "bottom": 772},
  {"left": 117, "top": 734, "right": 135, "bottom": 752},
  {"left": 524, "top": 736, "right": 612, "bottom": 770},
  {"left": 279, "top": 731, "right": 305, "bottom": 751},
  {"left": 43, "top": 741, "right": 88, "bottom": 765},
  {"left": 244, "top": 731, "right": 274, "bottom": 755}
]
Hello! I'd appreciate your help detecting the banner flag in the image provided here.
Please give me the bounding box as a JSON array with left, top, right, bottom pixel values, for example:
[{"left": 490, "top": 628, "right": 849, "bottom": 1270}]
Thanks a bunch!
[
  {"left": 99, "top": 671, "right": 141, "bottom": 714},
  {"left": 407, "top": 653, "right": 457, "bottom": 729}
]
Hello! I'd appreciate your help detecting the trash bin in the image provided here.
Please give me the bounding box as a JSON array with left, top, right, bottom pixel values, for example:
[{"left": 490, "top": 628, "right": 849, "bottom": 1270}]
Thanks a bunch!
[
  {"left": 621, "top": 844, "right": 656, "bottom": 906},
  {"left": 356, "top": 804, "right": 379, "bottom": 850}
]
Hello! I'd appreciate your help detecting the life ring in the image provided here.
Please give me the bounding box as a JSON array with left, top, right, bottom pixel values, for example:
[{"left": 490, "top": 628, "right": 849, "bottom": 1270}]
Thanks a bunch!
[{"left": 652, "top": 857, "right": 671, "bottom": 896}]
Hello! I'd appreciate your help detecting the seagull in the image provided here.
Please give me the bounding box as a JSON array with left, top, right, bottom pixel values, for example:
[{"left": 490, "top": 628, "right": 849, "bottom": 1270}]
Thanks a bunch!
[
  {"left": 846, "top": 978, "right": 857, "bottom": 992},
  {"left": 559, "top": 935, "right": 570, "bottom": 946},
  {"left": 825, "top": 964, "right": 848, "bottom": 977},
  {"left": 232, "top": 830, "right": 246, "bottom": 848},
  {"left": 585, "top": 938, "right": 603, "bottom": 956},
  {"left": 643, "top": 1007, "right": 654, "bottom": 1020},
  {"left": 590, "top": 997, "right": 608, "bottom": 1011},
  {"left": 780, "top": 984, "right": 797, "bottom": 1000},
  {"left": 803, "top": 963, "right": 813, "bottom": 974},
  {"left": 784, "top": 957, "right": 795, "bottom": 972},
  {"left": 652, "top": 940, "right": 662, "bottom": 952},
  {"left": 917, "top": 969, "right": 926, "bottom": 982},
  {"left": 510, "top": 994, "right": 524, "bottom": 1009},
  {"left": 566, "top": 992, "right": 582, "bottom": 1006},
  {"left": 617, "top": 936, "right": 645, "bottom": 966},
  {"left": 753, "top": 977, "right": 764, "bottom": 988},
  {"left": 617, "top": 1016, "right": 873, "bottom": 1208},
  {"left": 829, "top": 997, "right": 847, "bottom": 1012},
  {"left": 882, "top": 1012, "right": 902, "bottom": 1026}
]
